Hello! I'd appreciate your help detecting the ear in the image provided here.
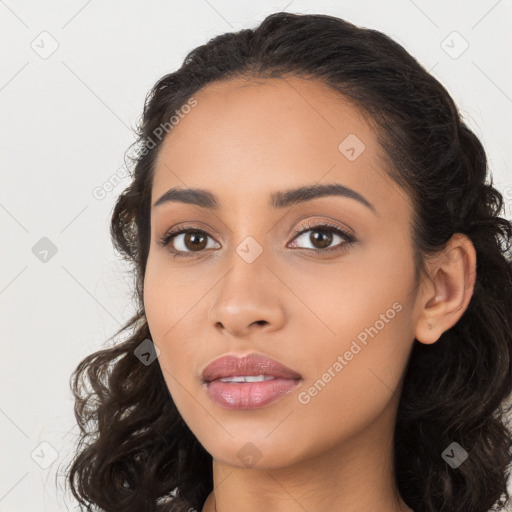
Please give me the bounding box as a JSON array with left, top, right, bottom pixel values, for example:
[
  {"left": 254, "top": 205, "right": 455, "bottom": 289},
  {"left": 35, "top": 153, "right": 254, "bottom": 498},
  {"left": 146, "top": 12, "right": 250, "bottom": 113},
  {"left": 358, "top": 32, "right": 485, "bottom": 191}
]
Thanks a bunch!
[{"left": 414, "top": 233, "right": 477, "bottom": 344}]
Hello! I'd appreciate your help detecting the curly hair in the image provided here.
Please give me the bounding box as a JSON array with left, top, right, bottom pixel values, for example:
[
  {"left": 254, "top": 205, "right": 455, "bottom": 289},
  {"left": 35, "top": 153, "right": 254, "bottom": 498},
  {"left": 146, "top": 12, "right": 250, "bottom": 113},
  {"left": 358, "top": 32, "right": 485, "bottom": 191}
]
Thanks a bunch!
[{"left": 64, "top": 11, "right": 512, "bottom": 512}]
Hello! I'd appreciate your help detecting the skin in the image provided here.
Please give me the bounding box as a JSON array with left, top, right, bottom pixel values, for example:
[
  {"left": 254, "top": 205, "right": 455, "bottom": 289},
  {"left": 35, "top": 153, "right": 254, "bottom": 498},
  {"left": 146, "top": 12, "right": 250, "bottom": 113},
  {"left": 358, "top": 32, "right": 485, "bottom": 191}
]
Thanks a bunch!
[{"left": 143, "top": 75, "right": 477, "bottom": 512}]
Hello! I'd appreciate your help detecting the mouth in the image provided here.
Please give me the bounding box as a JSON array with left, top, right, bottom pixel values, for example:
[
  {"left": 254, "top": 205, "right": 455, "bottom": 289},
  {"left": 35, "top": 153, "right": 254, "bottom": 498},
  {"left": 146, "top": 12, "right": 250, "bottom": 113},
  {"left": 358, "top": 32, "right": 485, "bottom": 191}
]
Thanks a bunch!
[
  {"left": 201, "top": 352, "right": 302, "bottom": 409},
  {"left": 201, "top": 352, "right": 302, "bottom": 383}
]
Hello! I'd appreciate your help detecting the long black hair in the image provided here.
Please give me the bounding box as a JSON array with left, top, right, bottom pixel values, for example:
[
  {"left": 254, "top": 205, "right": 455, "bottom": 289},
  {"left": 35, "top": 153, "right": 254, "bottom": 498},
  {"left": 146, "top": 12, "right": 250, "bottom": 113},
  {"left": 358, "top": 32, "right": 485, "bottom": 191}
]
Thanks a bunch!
[{"left": 64, "top": 11, "right": 512, "bottom": 512}]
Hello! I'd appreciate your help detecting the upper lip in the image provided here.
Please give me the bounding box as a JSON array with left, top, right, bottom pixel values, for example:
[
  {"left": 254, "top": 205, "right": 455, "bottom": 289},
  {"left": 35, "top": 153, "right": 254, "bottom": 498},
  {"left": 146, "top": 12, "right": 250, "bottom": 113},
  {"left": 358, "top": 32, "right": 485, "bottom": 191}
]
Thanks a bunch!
[{"left": 202, "top": 353, "right": 302, "bottom": 382}]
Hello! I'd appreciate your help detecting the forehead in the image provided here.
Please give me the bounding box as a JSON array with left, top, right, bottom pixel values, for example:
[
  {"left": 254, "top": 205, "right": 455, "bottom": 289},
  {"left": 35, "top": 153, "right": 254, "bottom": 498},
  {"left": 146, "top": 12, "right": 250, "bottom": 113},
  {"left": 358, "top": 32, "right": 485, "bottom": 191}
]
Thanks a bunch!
[{"left": 151, "top": 76, "right": 407, "bottom": 216}]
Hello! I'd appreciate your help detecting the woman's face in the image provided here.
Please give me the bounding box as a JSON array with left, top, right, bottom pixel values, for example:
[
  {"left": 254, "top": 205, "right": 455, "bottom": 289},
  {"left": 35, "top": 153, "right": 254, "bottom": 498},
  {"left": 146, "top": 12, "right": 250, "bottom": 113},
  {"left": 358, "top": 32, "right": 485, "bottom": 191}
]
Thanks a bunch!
[{"left": 144, "top": 76, "right": 421, "bottom": 468}]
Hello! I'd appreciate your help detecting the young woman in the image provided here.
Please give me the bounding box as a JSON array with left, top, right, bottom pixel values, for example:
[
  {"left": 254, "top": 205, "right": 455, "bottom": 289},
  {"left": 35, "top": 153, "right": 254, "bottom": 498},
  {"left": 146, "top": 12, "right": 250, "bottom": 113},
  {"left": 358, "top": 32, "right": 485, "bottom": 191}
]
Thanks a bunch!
[{"left": 65, "top": 11, "right": 512, "bottom": 512}]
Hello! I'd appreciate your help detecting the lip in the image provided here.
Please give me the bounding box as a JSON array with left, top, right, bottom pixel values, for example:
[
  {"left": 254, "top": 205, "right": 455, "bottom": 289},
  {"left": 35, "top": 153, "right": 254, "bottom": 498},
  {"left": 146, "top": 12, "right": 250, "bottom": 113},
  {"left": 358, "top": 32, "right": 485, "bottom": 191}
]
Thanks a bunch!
[
  {"left": 201, "top": 353, "right": 302, "bottom": 382},
  {"left": 201, "top": 353, "right": 303, "bottom": 410},
  {"left": 205, "top": 378, "right": 302, "bottom": 409}
]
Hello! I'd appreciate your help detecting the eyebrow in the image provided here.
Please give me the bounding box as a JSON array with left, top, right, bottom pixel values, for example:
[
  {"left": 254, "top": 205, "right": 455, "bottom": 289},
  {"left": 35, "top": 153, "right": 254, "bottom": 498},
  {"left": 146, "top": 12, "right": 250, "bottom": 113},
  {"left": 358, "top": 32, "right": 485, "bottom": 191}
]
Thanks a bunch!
[{"left": 152, "top": 183, "right": 377, "bottom": 214}]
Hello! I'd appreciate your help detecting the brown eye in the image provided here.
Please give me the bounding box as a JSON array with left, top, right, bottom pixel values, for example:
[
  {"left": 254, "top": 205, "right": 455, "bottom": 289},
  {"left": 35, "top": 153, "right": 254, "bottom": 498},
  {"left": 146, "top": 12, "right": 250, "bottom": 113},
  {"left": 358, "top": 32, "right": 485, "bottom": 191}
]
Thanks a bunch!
[
  {"left": 159, "top": 226, "right": 220, "bottom": 258},
  {"left": 307, "top": 230, "right": 334, "bottom": 249},
  {"left": 182, "top": 232, "right": 208, "bottom": 251},
  {"left": 288, "top": 221, "right": 356, "bottom": 253}
]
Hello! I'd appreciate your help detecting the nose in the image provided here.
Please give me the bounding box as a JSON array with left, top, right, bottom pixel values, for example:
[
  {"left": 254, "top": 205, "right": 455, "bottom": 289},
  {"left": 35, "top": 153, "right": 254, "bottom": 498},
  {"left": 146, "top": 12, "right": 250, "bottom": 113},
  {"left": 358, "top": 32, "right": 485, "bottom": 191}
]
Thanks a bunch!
[{"left": 207, "top": 257, "right": 286, "bottom": 339}]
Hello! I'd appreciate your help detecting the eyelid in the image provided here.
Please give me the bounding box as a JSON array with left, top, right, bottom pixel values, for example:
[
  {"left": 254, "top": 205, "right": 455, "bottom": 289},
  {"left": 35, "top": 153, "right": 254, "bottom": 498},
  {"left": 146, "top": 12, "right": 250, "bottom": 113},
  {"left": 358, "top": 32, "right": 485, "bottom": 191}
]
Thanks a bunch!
[
  {"left": 290, "top": 218, "right": 355, "bottom": 239},
  {"left": 160, "top": 218, "right": 354, "bottom": 240}
]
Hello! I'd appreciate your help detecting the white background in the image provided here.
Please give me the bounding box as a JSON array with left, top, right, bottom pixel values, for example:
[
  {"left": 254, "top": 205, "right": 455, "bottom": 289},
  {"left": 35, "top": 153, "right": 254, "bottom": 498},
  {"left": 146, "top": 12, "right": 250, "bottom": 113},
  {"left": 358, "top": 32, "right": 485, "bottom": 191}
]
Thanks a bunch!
[{"left": 1, "top": 1, "right": 511, "bottom": 510}]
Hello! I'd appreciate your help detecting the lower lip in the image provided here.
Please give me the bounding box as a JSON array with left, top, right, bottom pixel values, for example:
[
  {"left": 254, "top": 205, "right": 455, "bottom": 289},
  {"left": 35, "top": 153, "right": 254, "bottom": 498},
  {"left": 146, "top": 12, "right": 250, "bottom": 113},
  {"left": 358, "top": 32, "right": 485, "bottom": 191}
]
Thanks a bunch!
[{"left": 205, "top": 378, "right": 302, "bottom": 409}]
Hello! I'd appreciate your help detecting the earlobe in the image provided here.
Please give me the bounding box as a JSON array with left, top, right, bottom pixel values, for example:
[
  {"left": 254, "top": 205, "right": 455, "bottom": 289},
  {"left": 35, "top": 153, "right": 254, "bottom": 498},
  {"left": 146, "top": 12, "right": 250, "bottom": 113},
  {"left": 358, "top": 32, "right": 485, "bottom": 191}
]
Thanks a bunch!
[
  {"left": 415, "top": 294, "right": 445, "bottom": 344},
  {"left": 414, "top": 234, "right": 477, "bottom": 345}
]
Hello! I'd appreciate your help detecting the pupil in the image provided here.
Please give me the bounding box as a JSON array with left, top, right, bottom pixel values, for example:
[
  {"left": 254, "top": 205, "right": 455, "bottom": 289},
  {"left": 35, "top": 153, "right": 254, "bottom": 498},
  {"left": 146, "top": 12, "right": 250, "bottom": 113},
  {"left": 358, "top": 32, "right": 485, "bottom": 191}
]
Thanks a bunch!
[
  {"left": 312, "top": 230, "right": 332, "bottom": 248},
  {"left": 186, "top": 232, "right": 206, "bottom": 250}
]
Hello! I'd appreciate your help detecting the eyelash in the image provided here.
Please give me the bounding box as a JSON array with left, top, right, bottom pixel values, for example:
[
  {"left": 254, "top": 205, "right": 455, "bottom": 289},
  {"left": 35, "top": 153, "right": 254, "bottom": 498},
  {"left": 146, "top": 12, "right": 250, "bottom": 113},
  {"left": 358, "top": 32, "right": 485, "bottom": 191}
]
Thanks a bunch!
[{"left": 158, "top": 220, "right": 356, "bottom": 259}]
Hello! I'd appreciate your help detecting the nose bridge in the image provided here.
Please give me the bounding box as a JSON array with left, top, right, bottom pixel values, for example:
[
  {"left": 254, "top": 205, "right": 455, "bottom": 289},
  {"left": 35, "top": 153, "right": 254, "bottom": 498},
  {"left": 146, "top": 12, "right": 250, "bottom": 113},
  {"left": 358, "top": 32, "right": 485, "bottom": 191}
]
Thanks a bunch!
[
  {"left": 222, "top": 202, "right": 274, "bottom": 265},
  {"left": 219, "top": 202, "right": 291, "bottom": 295},
  {"left": 223, "top": 229, "right": 272, "bottom": 295},
  {"left": 207, "top": 226, "right": 285, "bottom": 335}
]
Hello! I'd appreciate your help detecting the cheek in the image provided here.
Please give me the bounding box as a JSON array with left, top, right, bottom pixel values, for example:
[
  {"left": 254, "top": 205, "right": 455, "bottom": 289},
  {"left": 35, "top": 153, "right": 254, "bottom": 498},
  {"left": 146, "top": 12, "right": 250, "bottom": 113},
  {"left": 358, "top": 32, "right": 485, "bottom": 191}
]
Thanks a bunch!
[
  {"left": 142, "top": 252, "right": 221, "bottom": 387},
  {"left": 321, "top": 232, "right": 416, "bottom": 337},
  {"left": 142, "top": 258, "right": 195, "bottom": 388},
  {"left": 289, "top": 300, "right": 413, "bottom": 457},
  {"left": 293, "top": 242, "right": 415, "bottom": 409},
  {"left": 143, "top": 277, "right": 200, "bottom": 421},
  {"left": 143, "top": 254, "right": 199, "bottom": 337},
  {"left": 290, "top": 238, "right": 414, "bottom": 343}
]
